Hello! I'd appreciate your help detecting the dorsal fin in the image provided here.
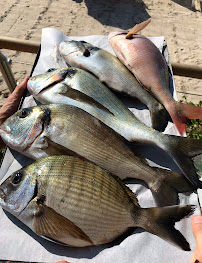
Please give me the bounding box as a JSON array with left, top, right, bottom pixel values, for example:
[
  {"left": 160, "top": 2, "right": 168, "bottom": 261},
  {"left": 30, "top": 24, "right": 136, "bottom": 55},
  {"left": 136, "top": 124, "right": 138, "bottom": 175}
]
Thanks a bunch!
[{"left": 126, "top": 18, "right": 152, "bottom": 39}]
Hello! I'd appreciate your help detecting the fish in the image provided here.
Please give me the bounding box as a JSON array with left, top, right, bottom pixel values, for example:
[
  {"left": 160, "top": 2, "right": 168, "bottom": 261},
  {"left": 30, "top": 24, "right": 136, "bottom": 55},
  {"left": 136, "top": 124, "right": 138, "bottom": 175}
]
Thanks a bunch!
[
  {"left": 0, "top": 155, "right": 195, "bottom": 250},
  {"left": 27, "top": 67, "right": 169, "bottom": 142},
  {"left": 58, "top": 40, "right": 170, "bottom": 132},
  {"left": 26, "top": 74, "right": 202, "bottom": 189},
  {"left": 0, "top": 104, "right": 195, "bottom": 206},
  {"left": 108, "top": 30, "right": 202, "bottom": 136}
]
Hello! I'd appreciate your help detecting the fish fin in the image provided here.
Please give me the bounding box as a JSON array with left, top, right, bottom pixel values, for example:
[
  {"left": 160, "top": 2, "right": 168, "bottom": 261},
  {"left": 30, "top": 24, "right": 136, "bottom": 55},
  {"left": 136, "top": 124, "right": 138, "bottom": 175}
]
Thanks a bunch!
[
  {"left": 150, "top": 104, "right": 170, "bottom": 132},
  {"left": 136, "top": 205, "right": 195, "bottom": 250},
  {"left": 150, "top": 181, "right": 179, "bottom": 206},
  {"left": 168, "top": 101, "right": 202, "bottom": 136},
  {"left": 33, "top": 202, "right": 93, "bottom": 247},
  {"left": 150, "top": 169, "right": 195, "bottom": 207},
  {"left": 158, "top": 168, "right": 196, "bottom": 193},
  {"left": 61, "top": 85, "right": 114, "bottom": 116},
  {"left": 167, "top": 135, "right": 202, "bottom": 188},
  {"left": 43, "top": 137, "right": 80, "bottom": 157},
  {"left": 126, "top": 18, "right": 152, "bottom": 39}
]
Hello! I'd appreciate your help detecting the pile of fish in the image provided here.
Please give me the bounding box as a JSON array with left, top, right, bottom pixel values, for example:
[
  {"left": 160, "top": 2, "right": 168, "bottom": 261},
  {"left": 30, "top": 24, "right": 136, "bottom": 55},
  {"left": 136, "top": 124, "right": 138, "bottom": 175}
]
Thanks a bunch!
[{"left": 0, "top": 19, "right": 202, "bottom": 252}]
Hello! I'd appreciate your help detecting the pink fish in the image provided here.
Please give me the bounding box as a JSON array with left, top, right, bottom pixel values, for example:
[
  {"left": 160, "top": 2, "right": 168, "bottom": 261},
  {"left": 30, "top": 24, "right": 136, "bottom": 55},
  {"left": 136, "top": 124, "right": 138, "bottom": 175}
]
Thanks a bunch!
[{"left": 109, "top": 29, "right": 202, "bottom": 136}]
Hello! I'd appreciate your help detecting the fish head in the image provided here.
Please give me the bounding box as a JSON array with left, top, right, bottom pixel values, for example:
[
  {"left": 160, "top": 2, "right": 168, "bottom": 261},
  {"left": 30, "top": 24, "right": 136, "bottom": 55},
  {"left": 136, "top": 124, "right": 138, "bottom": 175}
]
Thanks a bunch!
[
  {"left": 59, "top": 40, "right": 100, "bottom": 67},
  {"left": 28, "top": 68, "right": 70, "bottom": 95},
  {"left": 0, "top": 106, "right": 51, "bottom": 154},
  {"left": 0, "top": 166, "right": 37, "bottom": 216}
]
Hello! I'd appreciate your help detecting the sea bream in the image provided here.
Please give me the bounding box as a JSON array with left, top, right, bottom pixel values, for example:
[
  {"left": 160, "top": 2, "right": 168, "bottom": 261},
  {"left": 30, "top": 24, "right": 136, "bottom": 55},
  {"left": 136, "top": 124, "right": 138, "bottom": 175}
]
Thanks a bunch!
[
  {"left": 27, "top": 69, "right": 202, "bottom": 188},
  {"left": 58, "top": 40, "right": 170, "bottom": 132},
  {"left": 0, "top": 104, "right": 195, "bottom": 206},
  {"left": 27, "top": 67, "right": 168, "bottom": 142},
  {"left": 108, "top": 29, "right": 202, "bottom": 136},
  {"left": 0, "top": 155, "right": 194, "bottom": 250}
]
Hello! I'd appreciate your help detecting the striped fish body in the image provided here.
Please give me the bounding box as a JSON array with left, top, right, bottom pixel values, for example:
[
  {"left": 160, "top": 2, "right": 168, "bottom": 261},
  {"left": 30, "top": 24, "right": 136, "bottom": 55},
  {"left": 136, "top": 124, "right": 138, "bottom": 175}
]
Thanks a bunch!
[{"left": 0, "top": 155, "right": 194, "bottom": 250}]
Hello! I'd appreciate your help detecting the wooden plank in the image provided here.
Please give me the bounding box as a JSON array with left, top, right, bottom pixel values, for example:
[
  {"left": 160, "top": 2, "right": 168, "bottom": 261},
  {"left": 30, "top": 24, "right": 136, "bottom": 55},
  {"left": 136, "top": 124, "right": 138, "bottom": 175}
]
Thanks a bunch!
[
  {"left": 0, "top": 36, "right": 39, "bottom": 54},
  {"left": 1, "top": 36, "right": 202, "bottom": 79}
]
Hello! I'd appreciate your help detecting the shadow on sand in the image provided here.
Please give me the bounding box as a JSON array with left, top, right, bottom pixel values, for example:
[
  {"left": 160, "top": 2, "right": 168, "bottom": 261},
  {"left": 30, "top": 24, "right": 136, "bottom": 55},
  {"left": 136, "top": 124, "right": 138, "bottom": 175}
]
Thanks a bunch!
[
  {"left": 171, "top": 0, "right": 197, "bottom": 11},
  {"left": 72, "top": 0, "right": 150, "bottom": 30}
]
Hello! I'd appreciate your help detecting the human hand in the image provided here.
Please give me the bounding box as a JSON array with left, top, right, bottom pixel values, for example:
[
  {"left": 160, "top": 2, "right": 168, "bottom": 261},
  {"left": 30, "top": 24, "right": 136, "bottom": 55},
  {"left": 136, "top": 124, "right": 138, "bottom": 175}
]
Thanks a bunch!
[
  {"left": 0, "top": 76, "right": 29, "bottom": 149},
  {"left": 190, "top": 215, "right": 202, "bottom": 263},
  {"left": 0, "top": 76, "right": 29, "bottom": 125}
]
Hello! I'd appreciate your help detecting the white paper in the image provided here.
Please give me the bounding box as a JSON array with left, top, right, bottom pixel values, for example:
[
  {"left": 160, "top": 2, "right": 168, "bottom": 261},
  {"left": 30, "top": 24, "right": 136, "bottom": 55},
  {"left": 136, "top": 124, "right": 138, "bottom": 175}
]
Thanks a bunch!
[{"left": 0, "top": 28, "right": 200, "bottom": 263}]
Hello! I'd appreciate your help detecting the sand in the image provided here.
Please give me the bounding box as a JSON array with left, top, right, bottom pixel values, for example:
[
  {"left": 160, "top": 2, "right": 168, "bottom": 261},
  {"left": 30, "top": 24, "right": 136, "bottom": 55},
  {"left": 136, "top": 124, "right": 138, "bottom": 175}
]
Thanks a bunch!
[{"left": 0, "top": 0, "right": 202, "bottom": 106}]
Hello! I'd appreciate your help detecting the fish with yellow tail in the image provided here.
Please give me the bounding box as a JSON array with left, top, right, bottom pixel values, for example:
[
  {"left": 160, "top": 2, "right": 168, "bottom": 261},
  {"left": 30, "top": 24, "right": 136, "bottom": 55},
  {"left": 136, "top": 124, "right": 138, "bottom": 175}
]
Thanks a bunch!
[{"left": 0, "top": 155, "right": 195, "bottom": 250}]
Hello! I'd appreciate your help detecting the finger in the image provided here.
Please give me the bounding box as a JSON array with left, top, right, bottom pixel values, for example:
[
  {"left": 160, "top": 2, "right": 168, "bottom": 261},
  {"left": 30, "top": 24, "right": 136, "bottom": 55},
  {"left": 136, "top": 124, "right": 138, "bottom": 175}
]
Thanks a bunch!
[
  {"left": 0, "top": 76, "right": 29, "bottom": 124},
  {"left": 190, "top": 215, "right": 202, "bottom": 263},
  {"left": 192, "top": 215, "right": 202, "bottom": 241},
  {"left": 13, "top": 76, "right": 29, "bottom": 96}
]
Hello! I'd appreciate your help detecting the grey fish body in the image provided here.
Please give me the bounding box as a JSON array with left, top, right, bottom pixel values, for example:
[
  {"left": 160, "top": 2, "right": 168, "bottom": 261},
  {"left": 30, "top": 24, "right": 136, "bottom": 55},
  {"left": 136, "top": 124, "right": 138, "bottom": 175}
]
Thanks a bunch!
[
  {"left": 58, "top": 40, "right": 170, "bottom": 132},
  {"left": 0, "top": 104, "right": 195, "bottom": 206},
  {"left": 0, "top": 155, "right": 194, "bottom": 250},
  {"left": 28, "top": 65, "right": 202, "bottom": 188},
  {"left": 27, "top": 68, "right": 202, "bottom": 188},
  {"left": 28, "top": 67, "right": 147, "bottom": 142}
]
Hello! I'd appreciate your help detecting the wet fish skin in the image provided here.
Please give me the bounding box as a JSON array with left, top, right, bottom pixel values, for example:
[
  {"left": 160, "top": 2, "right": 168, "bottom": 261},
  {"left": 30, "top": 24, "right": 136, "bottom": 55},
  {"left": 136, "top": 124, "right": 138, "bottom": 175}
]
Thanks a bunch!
[
  {"left": 58, "top": 40, "right": 170, "bottom": 132},
  {"left": 108, "top": 32, "right": 202, "bottom": 136},
  {"left": 28, "top": 67, "right": 167, "bottom": 142},
  {"left": 0, "top": 155, "right": 194, "bottom": 250},
  {"left": 0, "top": 104, "right": 195, "bottom": 206},
  {"left": 27, "top": 69, "right": 202, "bottom": 188}
]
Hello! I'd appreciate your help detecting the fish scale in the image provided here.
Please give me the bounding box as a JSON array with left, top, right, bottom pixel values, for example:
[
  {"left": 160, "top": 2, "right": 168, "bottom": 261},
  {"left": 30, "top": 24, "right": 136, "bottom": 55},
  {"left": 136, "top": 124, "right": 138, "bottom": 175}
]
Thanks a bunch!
[
  {"left": 0, "top": 155, "right": 194, "bottom": 250},
  {"left": 58, "top": 41, "right": 170, "bottom": 132},
  {"left": 37, "top": 158, "right": 133, "bottom": 243},
  {"left": 0, "top": 104, "right": 197, "bottom": 206}
]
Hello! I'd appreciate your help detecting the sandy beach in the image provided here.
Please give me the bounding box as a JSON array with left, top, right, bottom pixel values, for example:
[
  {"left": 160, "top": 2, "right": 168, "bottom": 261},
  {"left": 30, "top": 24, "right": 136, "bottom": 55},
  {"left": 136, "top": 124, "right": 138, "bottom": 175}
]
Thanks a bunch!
[{"left": 0, "top": 0, "right": 202, "bottom": 106}]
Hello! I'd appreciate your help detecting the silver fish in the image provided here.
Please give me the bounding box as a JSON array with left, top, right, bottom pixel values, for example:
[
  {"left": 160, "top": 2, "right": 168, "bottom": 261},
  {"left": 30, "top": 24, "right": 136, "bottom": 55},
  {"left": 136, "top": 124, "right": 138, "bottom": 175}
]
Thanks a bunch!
[
  {"left": 0, "top": 104, "right": 194, "bottom": 206},
  {"left": 27, "top": 67, "right": 154, "bottom": 142},
  {"left": 27, "top": 69, "right": 202, "bottom": 188},
  {"left": 58, "top": 40, "right": 170, "bottom": 132},
  {"left": 0, "top": 155, "right": 194, "bottom": 250}
]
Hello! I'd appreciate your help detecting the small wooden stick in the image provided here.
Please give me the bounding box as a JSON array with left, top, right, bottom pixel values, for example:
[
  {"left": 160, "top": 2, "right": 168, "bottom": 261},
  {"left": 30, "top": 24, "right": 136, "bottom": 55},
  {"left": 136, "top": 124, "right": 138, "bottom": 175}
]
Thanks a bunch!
[{"left": 126, "top": 18, "right": 152, "bottom": 39}]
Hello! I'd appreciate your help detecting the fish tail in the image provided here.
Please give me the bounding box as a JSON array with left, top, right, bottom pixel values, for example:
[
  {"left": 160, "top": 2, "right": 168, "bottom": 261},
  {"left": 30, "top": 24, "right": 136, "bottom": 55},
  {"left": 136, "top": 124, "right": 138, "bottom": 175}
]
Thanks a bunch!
[
  {"left": 166, "top": 135, "right": 202, "bottom": 188},
  {"left": 134, "top": 205, "right": 195, "bottom": 250},
  {"left": 167, "top": 101, "right": 202, "bottom": 136},
  {"left": 149, "top": 168, "right": 195, "bottom": 207},
  {"left": 150, "top": 103, "right": 171, "bottom": 132}
]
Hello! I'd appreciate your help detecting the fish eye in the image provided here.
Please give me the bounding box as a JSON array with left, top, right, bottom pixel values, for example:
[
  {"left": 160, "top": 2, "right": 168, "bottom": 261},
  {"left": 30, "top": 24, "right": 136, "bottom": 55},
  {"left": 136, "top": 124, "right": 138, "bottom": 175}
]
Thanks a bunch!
[
  {"left": 46, "top": 68, "right": 56, "bottom": 72},
  {"left": 18, "top": 109, "right": 29, "bottom": 118},
  {"left": 12, "top": 172, "right": 23, "bottom": 185},
  {"left": 83, "top": 49, "right": 90, "bottom": 57}
]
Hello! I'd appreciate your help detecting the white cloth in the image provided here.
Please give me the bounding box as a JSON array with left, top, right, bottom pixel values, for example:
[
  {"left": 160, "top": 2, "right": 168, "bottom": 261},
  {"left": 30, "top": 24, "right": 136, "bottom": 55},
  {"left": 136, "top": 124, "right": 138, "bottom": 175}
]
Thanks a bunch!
[{"left": 0, "top": 28, "right": 200, "bottom": 263}]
